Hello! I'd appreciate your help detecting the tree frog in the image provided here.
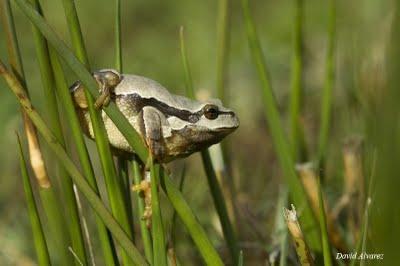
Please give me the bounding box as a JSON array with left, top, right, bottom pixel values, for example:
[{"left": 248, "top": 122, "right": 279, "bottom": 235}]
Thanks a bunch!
[{"left": 70, "top": 69, "right": 239, "bottom": 163}]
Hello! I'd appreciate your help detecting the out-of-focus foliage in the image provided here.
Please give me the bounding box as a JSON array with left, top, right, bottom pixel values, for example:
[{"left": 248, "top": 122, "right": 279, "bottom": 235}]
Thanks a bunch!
[{"left": 0, "top": 0, "right": 398, "bottom": 265}]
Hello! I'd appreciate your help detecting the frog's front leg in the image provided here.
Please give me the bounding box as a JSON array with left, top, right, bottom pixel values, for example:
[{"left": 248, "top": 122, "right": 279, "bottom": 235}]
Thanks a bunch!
[
  {"left": 92, "top": 69, "right": 122, "bottom": 109},
  {"left": 132, "top": 107, "right": 166, "bottom": 226},
  {"left": 140, "top": 106, "right": 166, "bottom": 161}
]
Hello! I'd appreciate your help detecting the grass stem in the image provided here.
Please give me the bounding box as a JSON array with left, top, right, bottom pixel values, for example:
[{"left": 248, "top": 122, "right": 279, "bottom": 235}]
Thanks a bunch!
[
  {"left": 1, "top": 2, "right": 73, "bottom": 264},
  {"left": 131, "top": 159, "right": 153, "bottom": 263},
  {"left": 0, "top": 61, "right": 148, "bottom": 265},
  {"left": 317, "top": 178, "right": 333, "bottom": 266},
  {"left": 160, "top": 172, "right": 223, "bottom": 265},
  {"left": 28, "top": 1, "right": 88, "bottom": 263},
  {"left": 317, "top": 0, "right": 336, "bottom": 169},
  {"left": 49, "top": 48, "right": 119, "bottom": 266},
  {"left": 151, "top": 163, "right": 168, "bottom": 266},
  {"left": 289, "top": 0, "right": 306, "bottom": 162},
  {"left": 14, "top": 0, "right": 148, "bottom": 161},
  {"left": 180, "top": 26, "right": 239, "bottom": 264},
  {"left": 17, "top": 134, "right": 51, "bottom": 266},
  {"left": 59, "top": 1, "right": 135, "bottom": 264},
  {"left": 241, "top": 0, "right": 321, "bottom": 251}
]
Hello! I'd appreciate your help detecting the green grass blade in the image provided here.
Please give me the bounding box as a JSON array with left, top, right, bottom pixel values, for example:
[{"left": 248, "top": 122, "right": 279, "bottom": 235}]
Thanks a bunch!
[
  {"left": 275, "top": 188, "right": 288, "bottom": 266},
  {"left": 84, "top": 91, "right": 134, "bottom": 266},
  {"left": 289, "top": 0, "right": 306, "bottom": 161},
  {"left": 14, "top": 0, "right": 148, "bottom": 161},
  {"left": 1, "top": 3, "right": 72, "bottom": 264},
  {"left": 60, "top": 0, "right": 90, "bottom": 67},
  {"left": 114, "top": 0, "right": 135, "bottom": 243},
  {"left": 58, "top": 1, "right": 136, "bottom": 264},
  {"left": 238, "top": 250, "right": 243, "bottom": 266},
  {"left": 180, "top": 26, "right": 239, "bottom": 264},
  {"left": 17, "top": 135, "right": 51, "bottom": 266},
  {"left": 28, "top": 1, "right": 88, "bottom": 264},
  {"left": 179, "top": 26, "right": 194, "bottom": 99},
  {"left": 0, "top": 61, "right": 148, "bottom": 266},
  {"left": 115, "top": 0, "right": 122, "bottom": 72},
  {"left": 200, "top": 151, "right": 239, "bottom": 262},
  {"left": 131, "top": 159, "right": 153, "bottom": 263},
  {"left": 39, "top": 188, "right": 73, "bottom": 265},
  {"left": 151, "top": 163, "right": 168, "bottom": 266},
  {"left": 216, "top": 0, "right": 230, "bottom": 101},
  {"left": 350, "top": 198, "right": 371, "bottom": 266},
  {"left": 317, "top": 178, "right": 332, "bottom": 266},
  {"left": 350, "top": 153, "right": 375, "bottom": 266},
  {"left": 159, "top": 172, "right": 223, "bottom": 266},
  {"left": 240, "top": 0, "right": 321, "bottom": 252},
  {"left": 215, "top": 0, "right": 238, "bottom": 235},
  {"left": 49, "top": 48, "right": 119, "bottom": 266},
  {"left": 169, "top": 164, "right": 186, "bottom": 245},
  {"left": 117, "top": 159, "right": 135, "bottom": 236},
  {"left": 28, "top": 0, "right": 63, "bottom": 144},
  {"left": 317, "top": 0, "right": 336, "bottom": 167},
  {"left": 0, "top": 0, "right": 25, "bottom": 80}
]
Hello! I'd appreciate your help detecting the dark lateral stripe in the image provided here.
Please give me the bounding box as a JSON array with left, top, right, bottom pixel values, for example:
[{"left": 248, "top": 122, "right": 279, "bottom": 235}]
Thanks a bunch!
[{"left": 124, "top": 93, "right": 233, "bottom": 123}]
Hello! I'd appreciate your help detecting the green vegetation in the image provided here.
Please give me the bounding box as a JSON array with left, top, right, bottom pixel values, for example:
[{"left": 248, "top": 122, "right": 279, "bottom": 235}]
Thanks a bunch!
[{"left": 0, "top": 0, "right": 399, "bottom": 265}]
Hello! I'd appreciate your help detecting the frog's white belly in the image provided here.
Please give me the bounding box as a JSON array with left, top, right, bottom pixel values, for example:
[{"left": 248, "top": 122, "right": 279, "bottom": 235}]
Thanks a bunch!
[{"left": 83, "top": 110, "right": 141, "bottom": 153}]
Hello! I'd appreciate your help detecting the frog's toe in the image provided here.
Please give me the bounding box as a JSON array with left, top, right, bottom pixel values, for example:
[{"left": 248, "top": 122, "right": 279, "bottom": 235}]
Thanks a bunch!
[
  {"left": 147, "top": 139, "right": 165, "bottom": 162},
  {"left": 94, "top": 87, "right": 111, "bottom": 109}
]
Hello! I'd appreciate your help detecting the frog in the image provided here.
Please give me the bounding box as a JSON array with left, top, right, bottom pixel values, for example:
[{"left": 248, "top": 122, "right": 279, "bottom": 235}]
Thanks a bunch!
[
  {"left": 70, "top": 69, "right": 239, "bottom": 163},
  {"left": 70, "top": 69, "right": 239, "bottom": 225}
]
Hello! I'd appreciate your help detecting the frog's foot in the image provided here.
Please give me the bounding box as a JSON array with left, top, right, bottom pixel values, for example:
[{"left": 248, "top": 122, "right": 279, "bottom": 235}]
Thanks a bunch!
[
  {"left": 92, "top": 69, "right": 122, "bottom": 109},
  {"left": 132, "top": 179, "right": 151, "bottom": 194},
  {"left": 131, "top": 178, "right": 152, "bottom": 227}
]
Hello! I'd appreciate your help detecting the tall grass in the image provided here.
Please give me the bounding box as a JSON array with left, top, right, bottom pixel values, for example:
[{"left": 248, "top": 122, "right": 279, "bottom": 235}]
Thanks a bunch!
[
  {"left": 17, "top": 135, "right": 51, "bottom": 266},
  {"left": 240, "top": 0, "right": 321, "bottom": 253},
  {"left": 0, "top": 60, "right": 148, "bottom": 264},
  {"left": 0, "top": 1, "right": 72, "bottom": 264},
  {"left": 3, "top": 1, "right": 230, "bottom": 265},
  {"left": 49, "top": 49, "right": 119, "bottom": 265},
  {"left": 29, "top": 1, "right": 88, "bottom": 264},
  {"left": 289, "top": 0, "right": 306, "bottom": 161},
  {"left": 180, "top": 26, "right": 239, "bottom": 264},
  {"left": 150, "top": 162, "right": 167, "bottom": 266},
  {"left": 2, "top": 0, "right": 400, "bottom": 265},
  {"left": 317, "top": 0, "right": 336, "bottom": 169}
]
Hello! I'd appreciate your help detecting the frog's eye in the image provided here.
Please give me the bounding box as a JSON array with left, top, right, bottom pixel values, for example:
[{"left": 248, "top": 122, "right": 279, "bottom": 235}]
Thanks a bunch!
[{"left": 203, "top": 104, "right": 219, "bottom": 120}]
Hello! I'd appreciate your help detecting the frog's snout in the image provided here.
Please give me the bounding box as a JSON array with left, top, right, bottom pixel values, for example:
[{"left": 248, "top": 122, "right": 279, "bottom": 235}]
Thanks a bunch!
[{"left": 231, "top": 114, "right": 240, "bottom": 129}]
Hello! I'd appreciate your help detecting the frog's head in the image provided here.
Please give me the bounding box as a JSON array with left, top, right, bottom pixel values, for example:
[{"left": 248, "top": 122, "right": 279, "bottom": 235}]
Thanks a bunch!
[
  {"left": 191, "top": 99, "right": 239, "bottom": 136},
  {"left": 164, "top": 98, "right": 239, "bottom": 159}
]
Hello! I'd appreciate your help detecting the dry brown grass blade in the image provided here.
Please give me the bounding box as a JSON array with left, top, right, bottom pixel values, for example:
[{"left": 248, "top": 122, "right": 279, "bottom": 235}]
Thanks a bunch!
[
  {"left": 0, "top": 0, "right": 50, "bottom": 188},
  {"left": 296, "top": 162, "right": 347, "bottom": 252},
  {"left": 341, "top": 137, "right": 364, "bottom": 241},
  {"left": 283, "top": 204, "right": 314, "bottom": 266},
  {"left": 23, "top": 115, "right": 50, "bottom": 188}
]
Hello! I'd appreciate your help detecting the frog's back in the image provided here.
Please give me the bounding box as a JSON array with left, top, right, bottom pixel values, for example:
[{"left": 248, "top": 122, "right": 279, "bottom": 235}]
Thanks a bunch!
[
  {"left": 114, "top": 74, "right": 203, "bottom": 111},
  {"left": 115, "top": 74, "right": 174, "bottom": 100}
]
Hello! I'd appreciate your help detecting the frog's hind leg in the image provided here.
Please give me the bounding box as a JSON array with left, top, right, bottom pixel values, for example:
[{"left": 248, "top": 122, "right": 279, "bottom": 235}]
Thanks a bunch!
[{"left": 70, "top": 81, "right": 89, "bottom": 109}]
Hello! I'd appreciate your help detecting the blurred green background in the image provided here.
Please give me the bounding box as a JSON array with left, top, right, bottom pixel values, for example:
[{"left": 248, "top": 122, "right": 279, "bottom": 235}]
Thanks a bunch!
[{"left": 0, "top": 0, "right": 399, "bottom": 265}]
